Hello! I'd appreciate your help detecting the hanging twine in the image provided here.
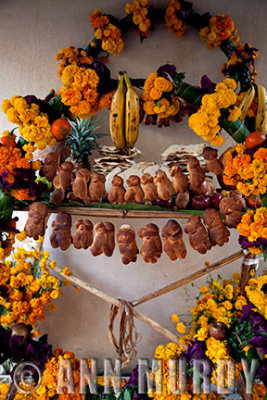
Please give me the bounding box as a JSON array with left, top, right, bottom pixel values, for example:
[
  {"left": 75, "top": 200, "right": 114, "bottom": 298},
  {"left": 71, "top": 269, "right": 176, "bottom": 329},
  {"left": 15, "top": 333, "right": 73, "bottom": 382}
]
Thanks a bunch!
[{"left": 109, "top": 299, "right": 140, "bottom": 365}]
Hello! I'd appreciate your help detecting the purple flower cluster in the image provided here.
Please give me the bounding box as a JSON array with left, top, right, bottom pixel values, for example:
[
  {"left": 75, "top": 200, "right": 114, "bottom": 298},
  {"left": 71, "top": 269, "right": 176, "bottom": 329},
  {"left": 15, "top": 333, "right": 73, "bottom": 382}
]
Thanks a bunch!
[
  {"left": 200, "top": 75, "right": 216, "bottom": 94},
  {"left": 124, "top": 365, "right": 150, "bottom": 400},
  {"left": 157, "top": 64, "right": 177, "bottom": 80},
  {"left": 240, "top": 303, "right": 267, "bottom": 387},
  {"left": 239, "top": 235, "right": 267, "bottom": 253},
  {"left": 12, "top": 168, "right": 47, "bottom": 200},
  {"left": 24, "top": 95, "right": 60, "bottom": 124},
  {"left": 0, "top": 325, "right": 52, "bottom": 375}
]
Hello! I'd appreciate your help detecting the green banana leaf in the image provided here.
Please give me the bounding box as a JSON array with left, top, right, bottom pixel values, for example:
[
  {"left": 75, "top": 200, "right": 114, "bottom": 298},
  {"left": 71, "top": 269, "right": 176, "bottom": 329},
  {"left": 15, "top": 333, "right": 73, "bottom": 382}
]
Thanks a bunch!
[
  {"left": 0, "top": 191, "right": 14, "bottom": 223},
  {"left": 260, "top": 193, "right": 267, "bottom": 208}
]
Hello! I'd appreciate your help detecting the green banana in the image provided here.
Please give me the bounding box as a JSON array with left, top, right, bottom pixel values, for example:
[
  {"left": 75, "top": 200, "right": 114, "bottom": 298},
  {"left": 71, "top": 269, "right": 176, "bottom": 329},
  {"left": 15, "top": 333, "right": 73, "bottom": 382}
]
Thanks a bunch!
[
  {"left": 109, "top": 72, "right": 127, "bottom": 150},
  {"left": 124, "top": 73, "right": 140, "bottom": 148},
  {"left": 255, "top": 83, "right": 267, "bottom": 134},
  {"left": 239, "top": 85, "right": 255, "bottom": 122}
]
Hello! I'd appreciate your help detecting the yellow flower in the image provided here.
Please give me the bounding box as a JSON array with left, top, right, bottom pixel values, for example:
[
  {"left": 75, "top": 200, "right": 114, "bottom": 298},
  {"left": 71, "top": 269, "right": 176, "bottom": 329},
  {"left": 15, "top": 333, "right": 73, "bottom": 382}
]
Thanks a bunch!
[
  {"left": 16, "top": 230, "right": 27, "bottom": 241},
  {"left": 62, "top": 267, "right": 72, "bottom": 276},
  {"left": 171, "top": 313, "right": 180, "bottom": 323},
  {"left": 176, "top": 322, "right": 186, "bottom": 334}
]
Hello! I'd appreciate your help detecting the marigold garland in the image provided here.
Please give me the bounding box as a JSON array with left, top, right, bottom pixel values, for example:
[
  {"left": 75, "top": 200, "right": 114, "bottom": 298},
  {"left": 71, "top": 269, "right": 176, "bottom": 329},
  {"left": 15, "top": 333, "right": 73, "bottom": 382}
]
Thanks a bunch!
[
  {"left": 142, "top": 72, "right": 180, "bottom": 118},
  {"left": 165, "top": 0, "right": 186, "bottom": 40},
  {"left": 89, "top": 10, "right": 124, "bottom": 56},
  {"left": 245, "top": 274, "right": 267, "bottom": 319},
  {"left": 237, "top": 207, "right": 267, "bottom": 255},
  {"left": 188, "top": 78, "right": 240, "bottom": 146},
  {"left": 223, "top": 144, "right": 267, "bottom": 196},
  {"left": 200, "top": 15, "right": 240, "bottom": 50},
  {"left": 1, "top": 96, "right": 55, "bottom": 150},
  {"left": 125, "top": 0, "right": 151, "bottom": 38},
  {"left": 0, "top": 249, "right": 63, "bottom": 328}
]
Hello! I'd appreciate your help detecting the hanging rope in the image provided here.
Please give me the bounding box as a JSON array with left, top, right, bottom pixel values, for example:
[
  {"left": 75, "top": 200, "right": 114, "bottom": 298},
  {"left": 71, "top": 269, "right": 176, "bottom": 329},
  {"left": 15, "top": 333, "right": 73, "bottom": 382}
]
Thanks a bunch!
[{"left": 109, "top": 299, "right": 140, "bottom": 365}]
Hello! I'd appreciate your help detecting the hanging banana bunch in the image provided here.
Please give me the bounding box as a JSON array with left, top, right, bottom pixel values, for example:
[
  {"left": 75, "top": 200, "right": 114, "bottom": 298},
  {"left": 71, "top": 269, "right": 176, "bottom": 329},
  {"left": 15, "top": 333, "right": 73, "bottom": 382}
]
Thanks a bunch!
[
  {"left": 255, "top": 84, "right": 267, "bottom": 134},
  {"left": 109, "top": 72, "right": 140, "bottom": 152},
  {"left": 239, "top": 83, "right": 267, "bottom": 134},
  {"left": 239, "top": 85, "right": 255, "bottom": 122}
]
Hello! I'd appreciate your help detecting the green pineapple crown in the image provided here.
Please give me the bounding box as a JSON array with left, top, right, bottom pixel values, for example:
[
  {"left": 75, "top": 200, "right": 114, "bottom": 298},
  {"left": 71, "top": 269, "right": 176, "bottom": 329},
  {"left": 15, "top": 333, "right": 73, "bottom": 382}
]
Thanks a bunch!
[{"left": 66, "top": 117, "right": 106, "bottom": 163}]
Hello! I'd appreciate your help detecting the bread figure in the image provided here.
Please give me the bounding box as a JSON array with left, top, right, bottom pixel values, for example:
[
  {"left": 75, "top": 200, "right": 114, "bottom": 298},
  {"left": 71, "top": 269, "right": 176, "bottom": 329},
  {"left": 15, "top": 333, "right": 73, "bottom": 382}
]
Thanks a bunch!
[
  {"left": 40, "top": 152, "right": 60, "bottom": 182},
  {"left": 203, "top": 208, "right": 230, "bottom": 246},
  {"left": 185, "top": 215, "right": 212, "bottom": 254},
  {"left": 50, "top": 212, "right": 72, "bottom": 251},
  {"left": 50, "top": 188, "right": 65, "bottom": 205},
  {"left": 141, "top": 173, "right": 157, "bottom": 202},
  {"left": 107, "top": 176, "right": 126, "bottom": 204},
  {"left": 187, "top": 156, "right": 207, "bottom": 195},
  {"left": 53, "top": 161, "right": 74, "bottom": 191},
  {"left": 153, "top": 170, "right": 174, "bottom": 201},
  {"left": 230, "top": 190, "right": 246, "bottom": 209},
  {"left": 72, "top": 219, "right": 93, "bottom": 250},
  {"left": 51, "top": 161, "right": 74, "bottom": 204},
  {"left": 138, "top": 223, "right": 162, "bottom": 263},
  {"left": 125, "top": 175, "right": 144, "bottom": 203},
  {"left": 219, "top": 197, "right": 243, "bottom": 228},
  {"left": 162, "top": 220, "right": 187, "bottom": 260},
  {"left": 90, "top": 222, "right": 115, "bottom": 257},
  {"left": 202, "top": 147, "right": 224, "bottom": 175},
  {"left": 88, "top": 172, "right": 106, "bottom": 202},
  {"left": 175, "top": 191, "right": 190, "bottom": 209},
  {"left": 169, "top": 164, "right": 189, "bottom": 194},
  {"left": 72, "top": 169, "right": 90, "bottom": 200},
  {"left": 24, "top": 202, "right": 49, "bottom": 240},
  {"left": 117, "top": 224, "right": 139, "bottom": 264}
]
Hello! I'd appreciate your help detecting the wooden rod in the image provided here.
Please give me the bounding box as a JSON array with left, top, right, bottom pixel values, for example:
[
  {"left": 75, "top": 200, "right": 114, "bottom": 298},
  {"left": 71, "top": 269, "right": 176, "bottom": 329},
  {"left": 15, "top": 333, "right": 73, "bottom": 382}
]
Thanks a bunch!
[
  {"left": 132, "top": 250, "right": 243, "bottom": 307},
  {"left": 16, "top": 207, "right": 197, "bottom": 219},
  {"left": 52, "top": 265, "right": 179, "bottom": 344}
]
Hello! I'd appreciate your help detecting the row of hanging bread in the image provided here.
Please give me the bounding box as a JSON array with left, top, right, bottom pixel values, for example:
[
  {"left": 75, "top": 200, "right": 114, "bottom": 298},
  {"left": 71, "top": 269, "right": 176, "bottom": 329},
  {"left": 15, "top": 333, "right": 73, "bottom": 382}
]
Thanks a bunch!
[
  {"left": 41, "top": 147, "right": 224, "bottom": 207},
  {"left": 24, "top": 203, "right": 235, "bottom": 264}
]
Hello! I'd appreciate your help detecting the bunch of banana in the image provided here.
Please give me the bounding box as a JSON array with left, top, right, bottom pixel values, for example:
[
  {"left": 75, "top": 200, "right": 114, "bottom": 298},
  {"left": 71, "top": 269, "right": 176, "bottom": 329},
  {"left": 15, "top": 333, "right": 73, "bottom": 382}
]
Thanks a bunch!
[
  {"left": 255, "top": 84, "right": 267, "bottom": 134},
  {"left": 109, "top": 72, "right": 140, "bottom": 152},
  {"left": 239, "top": 83, "right": 267, "bottom": 134},
  {"left": 239, "top": 85, "right": 255, "bottom": 122}
]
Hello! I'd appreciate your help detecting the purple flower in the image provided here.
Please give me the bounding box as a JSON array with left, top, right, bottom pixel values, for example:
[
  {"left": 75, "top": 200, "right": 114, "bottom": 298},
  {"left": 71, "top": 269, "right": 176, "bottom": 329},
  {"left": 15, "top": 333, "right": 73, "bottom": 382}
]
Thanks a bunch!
[
  {"left": 1, "top": 171, "right": 12, "bottom": 190},
  {"left": 13, "top": 168, "right": 47, "bottom": 200},
  {"left": 24, "top": 95, "right": 38, "bottom": 105},
  {"left": 0, "top": 285, "right": 9, "bottom": 299},
  {"left": 200, "top": 75, "right": 216, "bottom": 94},
  {"left": 248, "top": 336, "right": 267, "bottom": 355},
  {"left": 184, "top": 339, "right": 207, "bottom": 366},
  {"left": 239, "top": 236, "right": 267, "bottom": 252},
  {"left": 157, "top": 64, "right": 177, "bottom": 79},
  {"left": 24, "top": 95, "right": 60, "bottom": 124},
  {"left": 256, "top": 359, "right": 267, "bottom": 387},
  {"left": 126, "top": 365, "right": 139, "bottom": 386},
  {"left": 92, "top": 61, "right": 111, "bottom": 94}
]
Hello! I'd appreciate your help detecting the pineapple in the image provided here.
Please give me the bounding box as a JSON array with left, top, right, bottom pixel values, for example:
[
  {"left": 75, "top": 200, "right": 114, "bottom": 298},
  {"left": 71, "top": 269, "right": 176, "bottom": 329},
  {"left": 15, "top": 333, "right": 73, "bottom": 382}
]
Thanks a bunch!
[{"left": 66, "top": 117, "right": 106, "bottom": 168}]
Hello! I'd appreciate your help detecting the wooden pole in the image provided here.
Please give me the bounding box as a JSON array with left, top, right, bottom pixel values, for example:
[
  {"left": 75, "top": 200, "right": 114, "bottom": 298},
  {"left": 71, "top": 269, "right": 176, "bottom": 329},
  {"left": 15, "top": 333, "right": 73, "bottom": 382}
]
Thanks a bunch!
[
  {"left": 240, "top": 252, "right": 260, "bottom": 295},
  {"left": 132, "top": 250, "right": 243, "bottom": 307},
  {"left": 17, "top": 206, "right": 200, "bottom": 219},
  {"left": 52, "top": 265, "right": 179, "bottom": 344}
]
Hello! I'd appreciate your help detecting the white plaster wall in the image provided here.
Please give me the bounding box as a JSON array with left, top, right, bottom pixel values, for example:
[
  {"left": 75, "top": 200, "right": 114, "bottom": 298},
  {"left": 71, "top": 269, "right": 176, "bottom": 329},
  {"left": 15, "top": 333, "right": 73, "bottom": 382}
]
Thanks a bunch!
[{"left": 1, "top": 0, "right": 266, "bottom": 371}]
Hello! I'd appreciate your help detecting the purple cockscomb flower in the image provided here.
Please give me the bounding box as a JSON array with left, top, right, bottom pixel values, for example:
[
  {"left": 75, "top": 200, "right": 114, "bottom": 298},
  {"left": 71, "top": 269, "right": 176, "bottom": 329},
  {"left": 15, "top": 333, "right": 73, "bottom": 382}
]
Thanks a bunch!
[
  {"left": 0, "top": 171, "right": 12, "bottom": 190},
  {"left": 0, "top": 286, "right": 9, "bottom": 299},
  {"left": 200, "top": 75, "right": 216, "bottom": 94},
  {"left": 157, "top": 64, "right": 177, "bottom": 80}
]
